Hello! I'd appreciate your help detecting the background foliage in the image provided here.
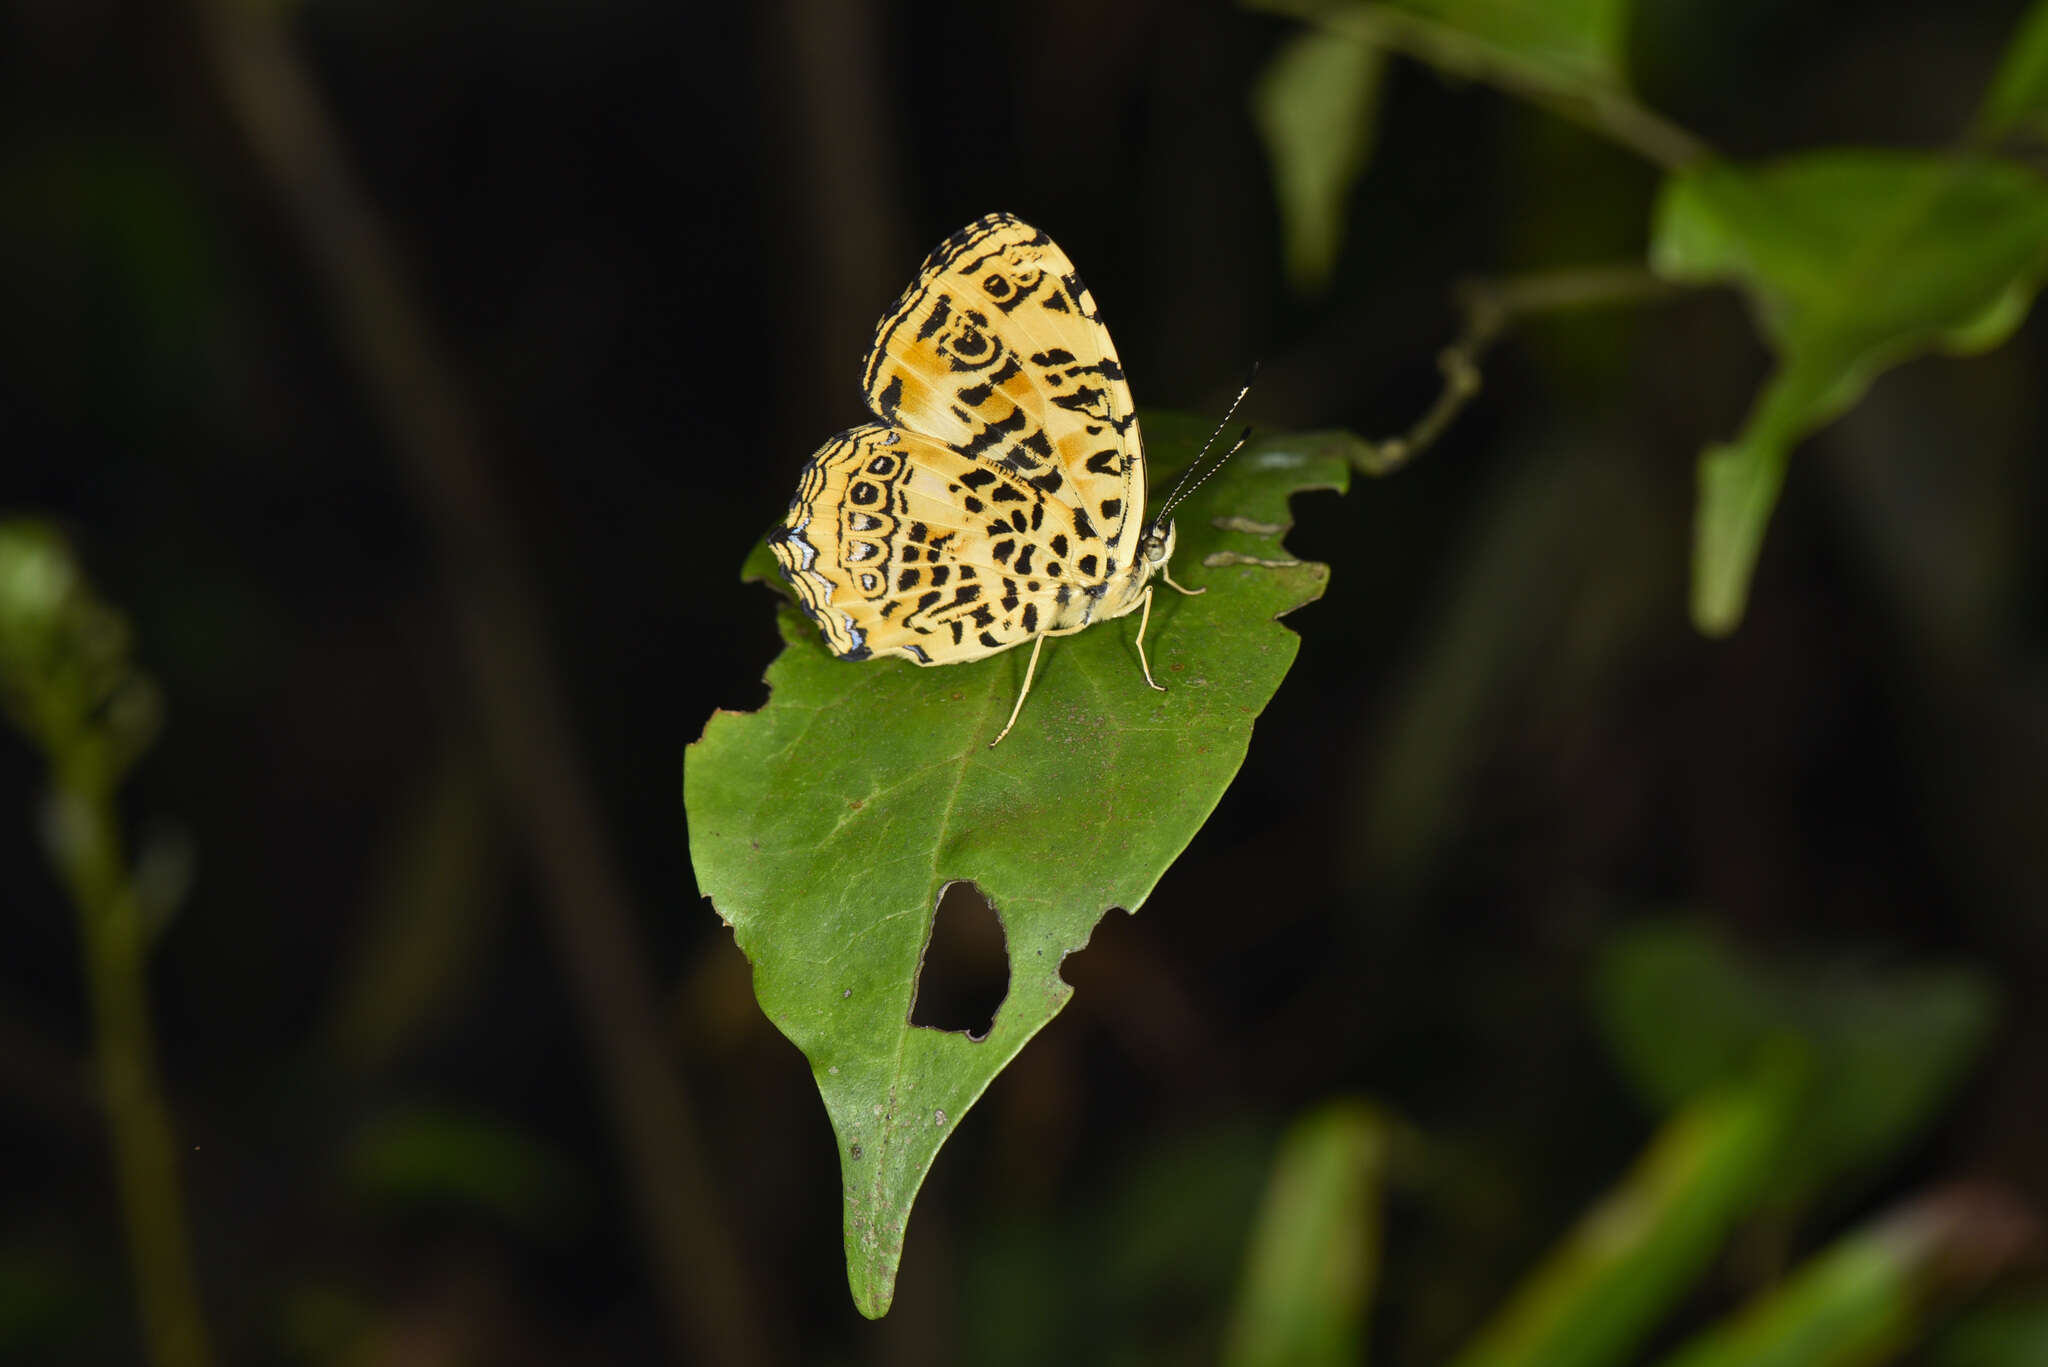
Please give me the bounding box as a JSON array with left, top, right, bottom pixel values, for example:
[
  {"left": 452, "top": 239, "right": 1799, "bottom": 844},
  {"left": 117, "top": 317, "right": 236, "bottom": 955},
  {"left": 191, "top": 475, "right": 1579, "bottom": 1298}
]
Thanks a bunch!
[{"left": 5, "top": 0, "right": 2048, "bottom": 1362}]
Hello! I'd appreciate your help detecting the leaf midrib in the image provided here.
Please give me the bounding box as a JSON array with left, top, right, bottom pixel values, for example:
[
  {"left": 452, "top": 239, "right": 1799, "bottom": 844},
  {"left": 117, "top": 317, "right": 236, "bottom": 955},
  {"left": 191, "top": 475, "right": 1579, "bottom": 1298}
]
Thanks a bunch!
[{"left": 857, "top": 654, "right": 1006, "bottom": 1278}]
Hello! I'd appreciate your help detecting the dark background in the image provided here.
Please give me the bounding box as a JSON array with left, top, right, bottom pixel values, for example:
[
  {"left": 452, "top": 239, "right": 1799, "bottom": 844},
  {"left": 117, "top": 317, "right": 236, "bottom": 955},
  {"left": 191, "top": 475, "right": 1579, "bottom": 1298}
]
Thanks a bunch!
[{"left": 4, "top": 0, "right": 2045, "bottom": 1362}]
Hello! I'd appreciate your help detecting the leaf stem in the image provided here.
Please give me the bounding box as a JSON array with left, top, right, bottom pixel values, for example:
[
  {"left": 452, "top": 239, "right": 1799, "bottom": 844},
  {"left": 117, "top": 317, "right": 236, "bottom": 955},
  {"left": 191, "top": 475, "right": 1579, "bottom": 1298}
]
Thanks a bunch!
[
  {"left": 49, "top": 751, "right": 213, "bottom": 1367},
  {"left": 1361, "top": 264, "right": 1687, "bottom": 475}
]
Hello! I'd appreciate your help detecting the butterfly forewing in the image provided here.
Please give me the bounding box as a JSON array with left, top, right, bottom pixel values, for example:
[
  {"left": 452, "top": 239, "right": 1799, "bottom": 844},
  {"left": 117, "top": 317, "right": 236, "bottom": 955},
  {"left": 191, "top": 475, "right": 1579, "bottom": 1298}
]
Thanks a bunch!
[{"left": 860, "top": 214, "right": 1144, "bottom": 573}]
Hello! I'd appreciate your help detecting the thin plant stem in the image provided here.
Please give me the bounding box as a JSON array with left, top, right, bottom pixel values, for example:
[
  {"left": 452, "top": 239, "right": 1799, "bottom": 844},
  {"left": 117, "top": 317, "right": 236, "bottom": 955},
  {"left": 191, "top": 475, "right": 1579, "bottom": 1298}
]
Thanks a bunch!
[
  {"left": 49, "top": 754, "right": 212, "bottom": 1367},
  {"left": 1361, "top": 264, "right": 1687, "bottom": 475}
]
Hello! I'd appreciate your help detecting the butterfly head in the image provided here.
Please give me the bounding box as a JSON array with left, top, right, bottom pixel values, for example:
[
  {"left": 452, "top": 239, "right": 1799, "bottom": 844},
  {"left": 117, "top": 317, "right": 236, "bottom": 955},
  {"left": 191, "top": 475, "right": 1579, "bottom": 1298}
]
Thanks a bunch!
[{"left": 1139, "top": 519, "right": 1177, "bottom": 568}]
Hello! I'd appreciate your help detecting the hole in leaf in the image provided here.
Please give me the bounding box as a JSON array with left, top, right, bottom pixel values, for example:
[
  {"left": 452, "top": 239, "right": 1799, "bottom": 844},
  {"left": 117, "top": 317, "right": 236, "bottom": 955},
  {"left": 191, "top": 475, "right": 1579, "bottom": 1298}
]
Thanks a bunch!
[{"left": 910, "top": 881, "right": 1009, "bottom": 1040}]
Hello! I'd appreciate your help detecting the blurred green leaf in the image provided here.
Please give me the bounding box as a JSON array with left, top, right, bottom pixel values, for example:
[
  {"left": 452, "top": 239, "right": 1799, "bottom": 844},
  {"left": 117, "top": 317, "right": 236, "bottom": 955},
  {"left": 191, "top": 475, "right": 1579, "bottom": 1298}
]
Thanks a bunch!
[
  {"left": 686, "top": 416, "right": 1355, "bottom": 1316},
  {"left": 1648, "top": 152, "right": 2048, "bottom": 634},
  {"left": 1653, "top": 1188, "right": 2038, "bottom": 1367},
  {"left": 1249, "top": 0, "right": 1630, "bottom": 89},
  {"left": 0, "top": 520, "right": 96, "bottom": 741},
  {"left": 345, "top": 1106, "right": 590, "bottom": 1238},
  {"left": 0, "top": 136, "right": 234, "bottom": 445},
  {"left": 1932, "top": 1300, "right": 2048, "bottom": 1367},
  {"left": 275, "top": 1284, "right": 375, "bottom": 1364},
  {"left": 1224, "top": 1101, "right": 1394, "bottom": 1367},
  {"left": 963, "top": 1121, "right": 1277, "bottom": 1366},
  {"left": 1098, "top": 1119, "right": 1279, "bottom": 1306},
  {"left": 1593, "top": 921, "right": 1998, "bottom": 1206},
  {"left": 1246, "top": 0, "right": 1702, "bottom": 168},
  {"left": 0, "top": 519, "right": 159, "bottom": 783},
  {"left": 1448, "top": 1059, "right": 1802, "bottom": 1367},
  {"left": 1382, "top": 0, "right": 1630, "bottom": 85},
  {"left": 1978, "top": 0, "right": 2048, "bottom": 143},
  {"left": 1251, "top": 28, "right": 1388, "bottom": 294},
  {"left": 0, "top": 1237, "right": 97, "bottom": 1357},
  {"left": 0, "top": 521, "right": 80, "bottom": 645}
]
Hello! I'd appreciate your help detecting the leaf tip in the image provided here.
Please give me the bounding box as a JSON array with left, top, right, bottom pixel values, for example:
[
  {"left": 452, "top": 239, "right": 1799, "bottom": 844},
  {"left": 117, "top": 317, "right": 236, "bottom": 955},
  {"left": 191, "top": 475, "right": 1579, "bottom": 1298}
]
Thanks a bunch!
[
  {"left": 846, "top": 1210, "right": 904, "bottom": 1319},
  {"left": 1691, "top": 590, "right": 1745, "bottom": 639},
  {"left": 851, "top": 1277, "right": 896, "bottom": 1320}
]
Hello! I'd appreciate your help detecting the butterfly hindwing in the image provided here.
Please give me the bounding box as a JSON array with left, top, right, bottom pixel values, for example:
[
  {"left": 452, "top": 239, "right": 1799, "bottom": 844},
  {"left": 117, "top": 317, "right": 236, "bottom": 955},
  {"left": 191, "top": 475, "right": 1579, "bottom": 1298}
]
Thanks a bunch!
[{"left": 769, "top": 424, "right": 1087, "bottom": 665}]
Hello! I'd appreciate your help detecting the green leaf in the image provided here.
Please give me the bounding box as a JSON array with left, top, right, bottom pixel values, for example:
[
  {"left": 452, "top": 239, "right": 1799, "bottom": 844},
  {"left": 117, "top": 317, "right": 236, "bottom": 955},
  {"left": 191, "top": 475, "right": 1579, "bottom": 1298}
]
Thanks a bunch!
[
  {"left": 1248, "top": 0, "right": 1630, "bottom": 89},
  {"left": 1244, "top": 0, "right": 1703, "bottom": 169},
  {"left": 1381, "top": 0, "right": 1631, "bottom": 86},
  {"left": 963, "top": 1120, "right": 1277, "bottom": 1365},
  {"left": 1224, "top": 1101, "right": 1395, "bottom": 1367},
  {"left": 1250, "top": 28, "right": 1388, "bottom": 295},
  {"left": 1648, "top": 152, "right": 2048, "bottom": 634},
  {"left": 1652, "top": 1188, "right": 2038, "bottom": 1367},
  {"left": 1448, "top": 1060, "right": 1804, "bottom": 1367},
  {"left": 686, "top": 416, "right": 1355, "bottom": 1316},
  {"left": 1933, "top": 1301, "right": 2048, "bottom": 1367},
  {"left": 1978, "top": 0, "right": 2048, "bottom": 143},
  {"left": 1592, "top": 921, "right": 1998, "bottom": 1206}
]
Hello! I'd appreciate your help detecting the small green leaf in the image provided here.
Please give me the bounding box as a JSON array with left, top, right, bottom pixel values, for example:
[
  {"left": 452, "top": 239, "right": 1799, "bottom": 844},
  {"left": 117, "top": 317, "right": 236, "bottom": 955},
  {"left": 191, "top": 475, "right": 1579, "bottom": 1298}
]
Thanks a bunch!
[
  {"left": 1649, "top": 152, "right": 2048, "bottom": 634},
  {"left": 1978, "top": 0, "right": 2048, "bottom": 143},
  {"left": 1225, "top": 1101, "right": 1394, "bottom": 1367},
  {"left": 1250, "top": 28, "right": 1388, "bottom": 295},
  {"left": 686, "top": 416, "right": 1356, "bottom": 1316},
  {"left": 1688, "top": 371, "right": 1814, "bottom": 636},
  {"left": 1593, "top": 921, "right": 1998, "bottom": 1206},
  {"left": 1652, "top": 1188, "right": 2038, "bottom": 1367},
  {"left": 1448, "top": 1060, "right": 1804, "bottom": 1367}
]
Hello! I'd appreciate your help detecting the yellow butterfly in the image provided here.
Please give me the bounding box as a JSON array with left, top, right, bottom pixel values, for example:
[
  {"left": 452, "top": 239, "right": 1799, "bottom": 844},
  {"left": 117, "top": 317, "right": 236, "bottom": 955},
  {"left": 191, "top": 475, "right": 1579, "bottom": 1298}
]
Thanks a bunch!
[{"left": 769, "top": 213, "right": 1244, "bottom": 747}]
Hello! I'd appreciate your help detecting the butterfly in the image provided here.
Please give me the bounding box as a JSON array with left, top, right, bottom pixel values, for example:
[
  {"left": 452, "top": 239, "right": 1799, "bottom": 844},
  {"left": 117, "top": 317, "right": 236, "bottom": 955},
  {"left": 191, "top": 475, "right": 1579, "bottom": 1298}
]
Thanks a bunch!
[{"left": 768, "top": 213, "right": 1246, "bottom": 747}]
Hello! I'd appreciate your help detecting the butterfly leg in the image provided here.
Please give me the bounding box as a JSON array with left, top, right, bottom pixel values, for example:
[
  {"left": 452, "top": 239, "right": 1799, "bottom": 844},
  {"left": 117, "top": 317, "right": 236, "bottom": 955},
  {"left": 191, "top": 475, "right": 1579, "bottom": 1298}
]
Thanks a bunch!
[
  {"left": 989, "top": 632, "right": 1049, "bottom": 749},
  {"left": 1161, "top": 564, "right": 1205, "bottom": 597},
  {"left": 989, "top": 625, "right": 1093, "bottom": 748},
  {"left": 1133, "top": 585, "right": 1168, "bottom": 692}
]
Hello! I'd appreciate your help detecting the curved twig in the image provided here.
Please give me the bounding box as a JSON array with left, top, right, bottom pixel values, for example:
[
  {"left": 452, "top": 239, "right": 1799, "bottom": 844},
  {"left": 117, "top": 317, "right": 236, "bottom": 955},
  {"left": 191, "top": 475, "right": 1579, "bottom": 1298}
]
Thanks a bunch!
[{"left": 1361, "top": 264, "right": 1688, "bottom": 475}]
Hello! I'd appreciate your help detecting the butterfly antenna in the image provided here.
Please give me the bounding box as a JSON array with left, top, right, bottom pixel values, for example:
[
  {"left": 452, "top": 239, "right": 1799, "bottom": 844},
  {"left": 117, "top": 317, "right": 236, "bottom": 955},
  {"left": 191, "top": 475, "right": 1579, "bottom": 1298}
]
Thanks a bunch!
[
  {"left": 1154, "top": 426, "right": 1253, "bottom": 531},
  {"left": 1151, "top": 361, "right": 1260, "bottom": 530}
]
